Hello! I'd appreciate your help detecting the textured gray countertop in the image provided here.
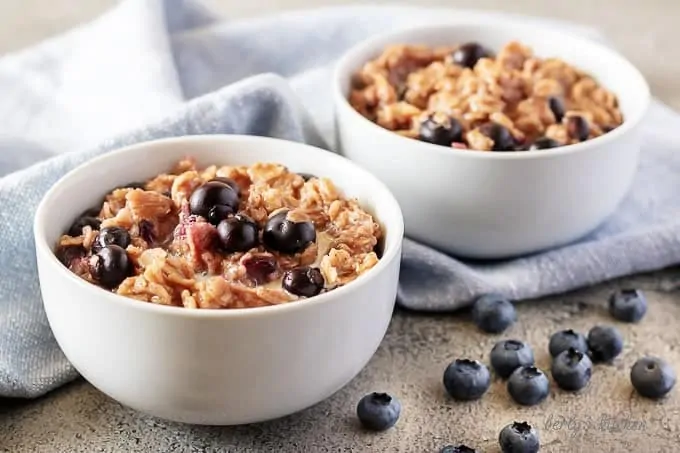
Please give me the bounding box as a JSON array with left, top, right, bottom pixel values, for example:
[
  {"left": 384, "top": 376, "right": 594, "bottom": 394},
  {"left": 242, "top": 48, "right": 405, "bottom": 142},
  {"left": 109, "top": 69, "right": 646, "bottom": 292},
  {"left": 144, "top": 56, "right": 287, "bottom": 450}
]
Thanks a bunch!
[{"left": 2, "top": 1, "right": 680, "bottom": 452}]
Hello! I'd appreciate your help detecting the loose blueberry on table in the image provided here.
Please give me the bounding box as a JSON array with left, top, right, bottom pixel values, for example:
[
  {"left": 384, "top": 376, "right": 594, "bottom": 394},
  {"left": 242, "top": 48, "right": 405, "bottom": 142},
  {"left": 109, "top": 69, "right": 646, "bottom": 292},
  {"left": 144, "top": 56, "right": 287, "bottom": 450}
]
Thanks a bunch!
[
  {"left": 608, "top": 288, "right": 647, "bottom": 323},
  {"left": 548, "top": 329, "right": 589, "bottom": 357},
  {"left": 498, "top": 421, "right": 540, "bottom": 453},
  {"left": 587, "top": 325, "right": 623, "bottom": 363},
  {"left": 471, "top": 293, "right": 517, "bottom": 333},
  {"left": 507, "top": 366, "right": 550, "bottom": 406},
  {"left": 439, "top": 445, "right": 477, "bottom": 453},
  {"left": 356, "top": 392, "right": 401, "bottom": 431},
  {"left": 443, "top": 359, "right": 491, "bottom": 401},
  {"left": 630, "top": 356, "right": 676, "bottom": 399},
  {"left": 490, "top": 339, "right": 535, "bottom": 379},
  {"left": 551, "top": 347, "right": 593, "bottom": 391}
]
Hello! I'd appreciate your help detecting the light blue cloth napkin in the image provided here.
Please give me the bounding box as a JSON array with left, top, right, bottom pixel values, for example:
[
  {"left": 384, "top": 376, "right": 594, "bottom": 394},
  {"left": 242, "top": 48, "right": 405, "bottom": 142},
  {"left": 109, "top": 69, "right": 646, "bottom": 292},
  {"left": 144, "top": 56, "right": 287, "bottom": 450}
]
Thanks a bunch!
[{"left": 2, "top": 0, "right": 680, "bottom": 399}]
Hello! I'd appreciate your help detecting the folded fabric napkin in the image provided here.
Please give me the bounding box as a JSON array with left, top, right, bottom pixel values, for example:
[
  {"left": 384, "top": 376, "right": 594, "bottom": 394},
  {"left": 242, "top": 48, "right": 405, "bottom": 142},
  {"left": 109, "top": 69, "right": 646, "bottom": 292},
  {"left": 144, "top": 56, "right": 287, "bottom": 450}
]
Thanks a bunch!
[{"left": 2, "top": 0, "right": 680, "bottom": 399}]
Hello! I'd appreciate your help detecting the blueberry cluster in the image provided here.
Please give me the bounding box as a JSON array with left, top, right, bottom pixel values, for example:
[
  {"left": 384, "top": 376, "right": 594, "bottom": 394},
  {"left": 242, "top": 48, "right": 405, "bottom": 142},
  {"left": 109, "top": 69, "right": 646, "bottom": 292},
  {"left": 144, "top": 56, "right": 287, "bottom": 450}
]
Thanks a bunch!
[
  {"left": 59, "top": 174, "right": 326, "bottom": 298},
  {"left": 354, "top": 287, "right": 675, "bottom": 452}
]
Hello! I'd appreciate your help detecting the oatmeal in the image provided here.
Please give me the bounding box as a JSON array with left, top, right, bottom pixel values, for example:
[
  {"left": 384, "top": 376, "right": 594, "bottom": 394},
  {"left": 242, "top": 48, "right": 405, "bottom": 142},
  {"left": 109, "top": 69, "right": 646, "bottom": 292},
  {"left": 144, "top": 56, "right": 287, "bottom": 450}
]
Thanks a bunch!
[
  {"left": 55, "top": 158, "right": 382, "bottom": 309},
  {"left": 349, "top": 41, "right": 623, "bottom": 151}
]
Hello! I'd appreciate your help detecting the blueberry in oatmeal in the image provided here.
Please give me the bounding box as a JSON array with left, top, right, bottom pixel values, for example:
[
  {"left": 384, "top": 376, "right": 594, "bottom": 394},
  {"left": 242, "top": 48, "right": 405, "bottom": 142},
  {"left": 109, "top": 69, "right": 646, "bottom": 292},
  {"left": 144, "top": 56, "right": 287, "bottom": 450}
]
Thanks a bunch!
[
  {"left": 189, "top": 180, "right": 240, "bottom": 226},
  {"left": 93, "top": 226, "right": 131, "bottom": 252},
  {"left": 548, "top": 96, "right": 566, "bottom": 123},
  {"left": 478, "top": 122, "right": 517, "bottom": 151},
  {"left": 349, "top": 41, "right": 623, "bottom": 151},
  {"left": 55, "top": 158, "right": 382, "bottom": 309},
  {"left": 528, "top": 137, "right": 560, "bottom": 150},
  {"left": 282, "top": 267, "right": 325, "bottom": 297},
  {"left": 68, "top": 215, "right": 101, "bottom": 237},
  {"left": 566, "top": 115, "right": 590, "bottom": 141},
  {"left": 297, "top": 172, "right": 316, "bottom": 181},
  {"left": 263, "top": 210, "right": 316, "bottom": 254},
  {"left": 89, "top": 245, "right": 132, "bottom": 289},
  {"left": 209, "top": 176, "right": 242, "bottom": 196},
  {"left": 418, "top": 115, "right": 464, "bottom": 146},
  {"left": 452, "top": 42, "right": 493, "bottom": 69},
  {"left": 216, "top": 214, "right": 258, "bottom": 253}
]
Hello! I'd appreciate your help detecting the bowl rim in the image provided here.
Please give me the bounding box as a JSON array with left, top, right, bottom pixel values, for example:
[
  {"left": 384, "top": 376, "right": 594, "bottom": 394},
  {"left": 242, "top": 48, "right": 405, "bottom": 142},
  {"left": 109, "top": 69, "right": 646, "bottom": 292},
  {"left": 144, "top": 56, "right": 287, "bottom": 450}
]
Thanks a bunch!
[
  {"left": 332, "top": 20, "right": 651, "bottom": 160},
  {"left": 33, "top": 134, "right": 405, "bottom": 319}
]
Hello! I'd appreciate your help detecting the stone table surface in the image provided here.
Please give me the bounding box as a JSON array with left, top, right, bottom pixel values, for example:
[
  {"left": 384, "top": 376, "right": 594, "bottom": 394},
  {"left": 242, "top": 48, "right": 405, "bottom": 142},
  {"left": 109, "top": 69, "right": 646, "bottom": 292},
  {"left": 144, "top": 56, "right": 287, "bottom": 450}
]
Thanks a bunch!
[{"left": 1, "top": 1, "right": 680, "bottom": 452}]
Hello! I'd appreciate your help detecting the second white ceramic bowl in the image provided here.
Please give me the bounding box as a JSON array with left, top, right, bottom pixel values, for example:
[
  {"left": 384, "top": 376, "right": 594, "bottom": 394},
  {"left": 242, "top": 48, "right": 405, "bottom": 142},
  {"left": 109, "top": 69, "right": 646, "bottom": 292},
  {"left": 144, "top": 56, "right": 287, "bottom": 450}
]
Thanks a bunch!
[
  {"left": 334, "top": 22, "right": 650, "bottom": 259},
  {"left": 34, "top": 135, "right": 404, "bottom": 425}
]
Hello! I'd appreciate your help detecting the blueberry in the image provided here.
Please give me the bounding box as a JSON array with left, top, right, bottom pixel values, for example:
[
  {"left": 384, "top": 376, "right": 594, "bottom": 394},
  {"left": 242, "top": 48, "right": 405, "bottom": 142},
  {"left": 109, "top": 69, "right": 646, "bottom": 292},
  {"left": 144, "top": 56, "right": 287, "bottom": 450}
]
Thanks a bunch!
[
  {"left": 209, "top": 177, "right": 241, "bottom": 197},
  {"left": 356, "top": 392, "right": 401, "bottom": 431},
  {"left": 507, "top": 366, "right": 549, "bottom": 406},
  {"left": 217, "top": 215, "right": 259, "bottom": 253},
  {"left": 418, "top": 116, "right": 464, "bottom": 146},
  {"left": 242, "top": 255, "right": 278, "bottom": 285},
  {"left": 282, "top": 266, "right": 325, "bottom": 297},
  {"left": 440, "top": 445, "right": 477, "bottom": 453},
  {"left": 587, "top": 325, "right": 623, "bottom": 363},
  {"left": 93, "top": 227, "right": 131, "bottom": 253},
  {"left": 68, "top": 216, "right": 101, "bottom": 237},
  {"left": 548, "top": 329, "right": 589, "bottom": 357},
  {"left": 189, "top": 181, "right": 240, "bottom": 225},
  {"left": 452, "top": 42, "right": 492, "bottom": 69},
  {"left": 566, "top": 116, "right": 590, "bottom": 141},
  {"left": 499, "top": 421, "right": 540, "bottom": 453},
  {"left": 631, "top": 356, "right": 676, "bottom": 399},
  {"left": 471, "top": 293, "right": 516, "bottom": 333},
  {"left": 548, "top": 96, "right": 565, "bottom": 123},
  {"left": 262, "top": 210, "right": 316, "bottom": 254},
  {"left": 528, "top": 137, "right": 561, "bottom": 150},
  {"left": 298, "top": 172, "right": 316, "bottom": 181},
  {"left": 55, "top": 244, "right": 86, "bottom": 267},
  {"left": 602, "top": 125, "right": 617, "bottom": 133},
  {"left": 490, "top": 340, "right": 535, "bottom": 379},
  {"left": 608, "top": 288, "right": 647, "bottom": 323},
  {"left": 443, "top": 359, "right": 491, "bottom": 401},
  {"left": 89, "top": 245, "right": 132, "bottom": 289},
  {"left": 479, "top": 123, "right": 516, "bottom": 151},
  {"left": 551, "top": 347, "right": 592, "bottom": 391}
]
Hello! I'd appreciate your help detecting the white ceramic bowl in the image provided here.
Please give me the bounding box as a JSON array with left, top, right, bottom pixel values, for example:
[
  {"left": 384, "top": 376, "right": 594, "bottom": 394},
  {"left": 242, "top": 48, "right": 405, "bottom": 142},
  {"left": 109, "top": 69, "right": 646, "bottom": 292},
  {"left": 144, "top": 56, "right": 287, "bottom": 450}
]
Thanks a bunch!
[
  {"left": 34, "top": 135, "right": 404, "bottom": 425},
  {"left": 334, "top": 22, "right": 650, "bottom": 259}
]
